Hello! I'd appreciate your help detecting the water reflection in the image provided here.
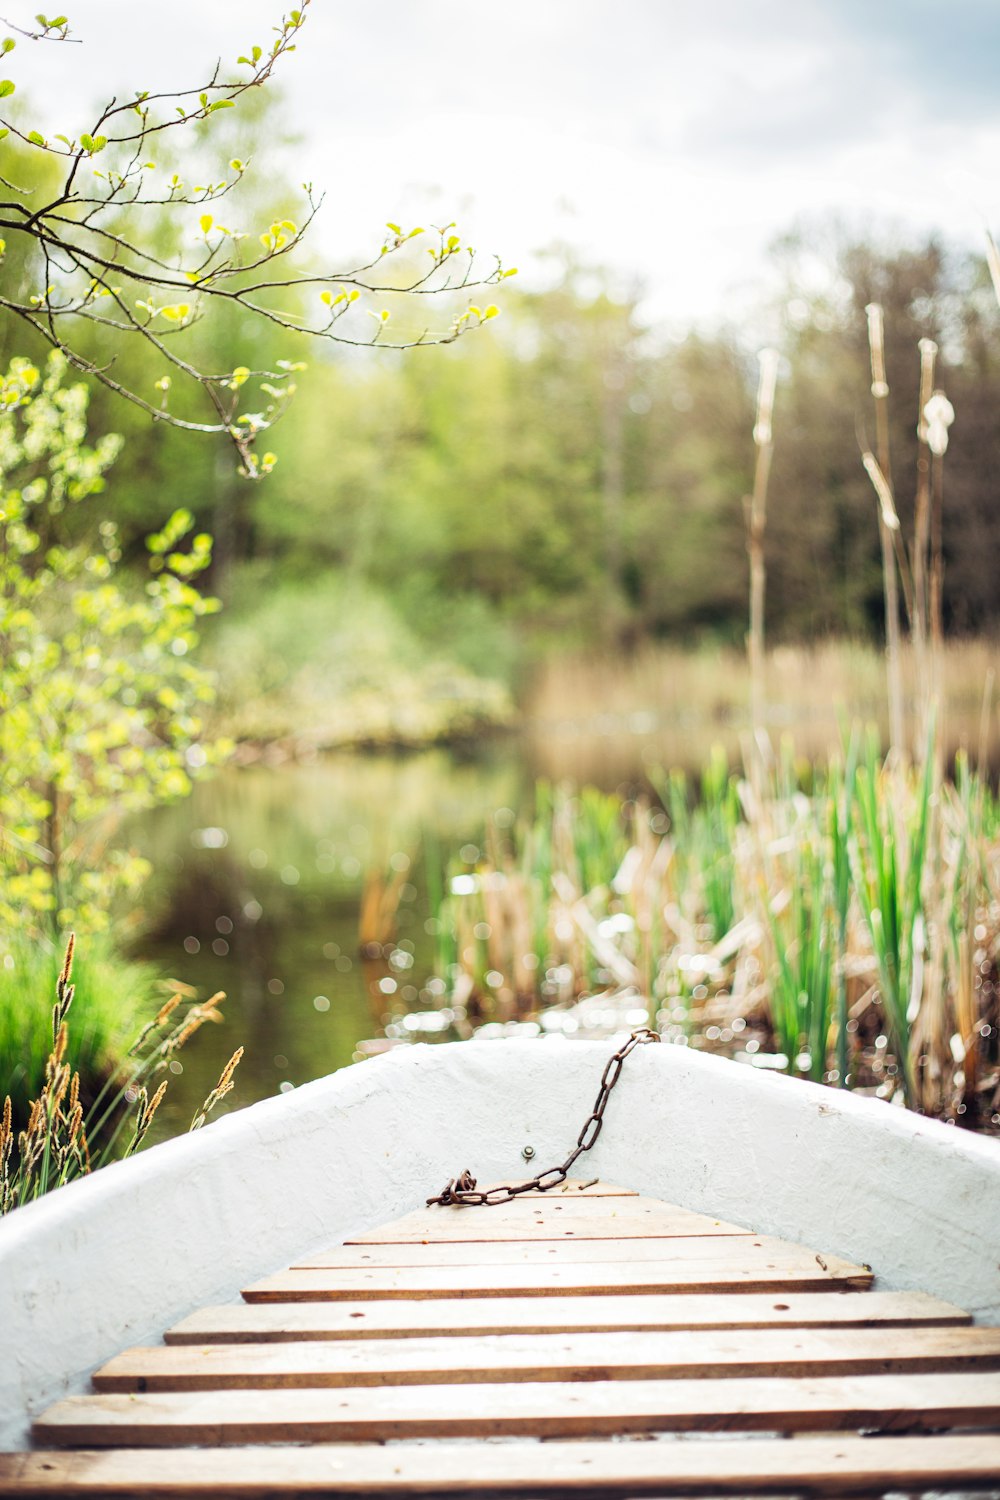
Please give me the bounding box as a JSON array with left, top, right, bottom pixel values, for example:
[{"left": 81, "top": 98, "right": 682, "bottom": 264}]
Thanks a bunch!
[{"left": 131, "top": 747, "right": 525, "bottom": 1138}]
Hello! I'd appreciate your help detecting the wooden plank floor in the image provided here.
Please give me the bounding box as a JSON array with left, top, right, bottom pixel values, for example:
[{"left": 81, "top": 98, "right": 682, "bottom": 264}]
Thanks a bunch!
[{"left": 3, "top": 1178, "right": 1000, "bottom": 1497}]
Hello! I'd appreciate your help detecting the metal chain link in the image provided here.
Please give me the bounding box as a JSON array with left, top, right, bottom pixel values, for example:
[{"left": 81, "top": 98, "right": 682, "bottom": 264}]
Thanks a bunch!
[{"left": 426, "top": 1027, "right": 660, "bottom": 1208}]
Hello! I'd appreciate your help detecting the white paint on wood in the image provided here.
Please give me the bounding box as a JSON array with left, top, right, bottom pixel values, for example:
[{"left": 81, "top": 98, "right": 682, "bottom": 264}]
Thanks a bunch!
[{"left": 1, "top": 1038, "right": 999, "bottom": 1446}]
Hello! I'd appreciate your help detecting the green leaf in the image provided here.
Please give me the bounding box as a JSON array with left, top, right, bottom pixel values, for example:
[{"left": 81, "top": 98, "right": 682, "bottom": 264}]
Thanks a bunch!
[
  {"left": 208, "top": 99, "right": 235, "bottom": 112},
  {"left": 1, "top": 38, "right": 15, "bottom": 54},
  {"left": 79, "top": 132, "right": 94, "bottom": 152},
  {"left": 27, "top": 130, "right": 45, "bottom": 146},
  {"left": 0, "top": 80, "right": 15, "bottom": 98},
  {"left": 199, "top": 213, "right": 214, "bottom": 235}
]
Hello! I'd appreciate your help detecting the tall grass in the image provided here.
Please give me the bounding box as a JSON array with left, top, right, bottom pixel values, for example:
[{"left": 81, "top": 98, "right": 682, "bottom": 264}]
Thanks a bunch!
[
  {"left": 425, "top": 738, "right": 999, "bottom": 1124},
  {"left": 0, "top": 930, "right": 156, "bottom": 1122},
  {"left": 1, "top": 936, "right": 241, "bottom": 1213}
]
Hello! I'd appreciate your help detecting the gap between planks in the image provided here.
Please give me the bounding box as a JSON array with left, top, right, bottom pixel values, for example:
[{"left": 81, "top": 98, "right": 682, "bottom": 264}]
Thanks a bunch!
[{"left": 166, "top": 1288, "right": 968, "bottom": 1344}]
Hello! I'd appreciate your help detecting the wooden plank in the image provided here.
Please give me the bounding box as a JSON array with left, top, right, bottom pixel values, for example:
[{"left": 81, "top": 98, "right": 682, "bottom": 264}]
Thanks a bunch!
[
  {"left": 14, "top": 1433, "right": 1000, "bottom": 1491},
  {"left": 91, "top": 1326, "right": 1000, "bottom": 1392},
  {"left": 0, "top": 1454, "right": 751, "bottom": 1500},
  {"left": 243, "top": 1254, "right": 873, "bottom": 1300},
  {"left": 350, "top": 1198, "right": 747, "bottom": 1244},
  {"left": 295, "top": 1233, "right": 847, "bottom": 1269},
  {"left": 35, "top": 1372, "right": 1000, "bottom": 1444},
  {"left": 166, "top": 1289, "right": 969, "bottom": 1344}
]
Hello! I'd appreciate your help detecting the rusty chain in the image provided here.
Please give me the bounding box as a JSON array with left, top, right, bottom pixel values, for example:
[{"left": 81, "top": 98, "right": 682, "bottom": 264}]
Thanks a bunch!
[{"left": 426, "top": 1027, "right": 660, "bottom": 1208}]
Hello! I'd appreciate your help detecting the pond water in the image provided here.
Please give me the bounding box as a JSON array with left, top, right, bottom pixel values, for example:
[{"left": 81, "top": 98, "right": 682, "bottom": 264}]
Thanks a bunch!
[
  {"left": 131, "top": 743, "right": 530, "bottom": 1138},
  {"left": 128, "top": 702, "right": 995, "bottom": 1140},
  {"left": 131, "top": 710, "right": 748, "bottom": 1136}
]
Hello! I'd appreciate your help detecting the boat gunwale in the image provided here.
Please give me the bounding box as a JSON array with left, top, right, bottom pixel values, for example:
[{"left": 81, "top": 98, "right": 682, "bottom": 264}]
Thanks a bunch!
[{"left": 1, "top": 1037, "right": 998, "bottom": 1450}]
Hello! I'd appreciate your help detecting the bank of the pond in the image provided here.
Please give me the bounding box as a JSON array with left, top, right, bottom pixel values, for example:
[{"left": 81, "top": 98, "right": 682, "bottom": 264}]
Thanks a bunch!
[
  {"left": 210, "top": 636, "right": 1000, "bottom": 780},
  {"left": 122, "top": 719, "right": 1000, "bottom": 1145}
]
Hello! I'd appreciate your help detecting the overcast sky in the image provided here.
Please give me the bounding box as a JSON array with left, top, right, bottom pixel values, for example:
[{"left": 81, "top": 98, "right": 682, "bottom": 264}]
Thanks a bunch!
[{"left": 6, "top": 1, "right": 1000, "bottom": 329}]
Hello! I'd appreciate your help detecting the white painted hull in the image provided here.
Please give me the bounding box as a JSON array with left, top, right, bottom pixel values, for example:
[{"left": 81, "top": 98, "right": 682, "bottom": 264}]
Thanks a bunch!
[{"left": 1, "top": 1038, "right": 999, "bottom": 1448}]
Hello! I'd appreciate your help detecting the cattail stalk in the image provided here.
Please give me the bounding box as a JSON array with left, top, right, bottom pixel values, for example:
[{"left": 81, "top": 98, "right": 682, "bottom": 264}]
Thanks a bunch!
[
  {"left": 746, "top": 348, "right": 779, "bottom": 746},
  {"left": 865, "top": 303, "right": 905, "bottom": 760},
  {"left": 923, "top": 389, "right": 955, "bottom": 654},
  {"left": 912, "top": 340, "right": 937, "bottom": 655}
]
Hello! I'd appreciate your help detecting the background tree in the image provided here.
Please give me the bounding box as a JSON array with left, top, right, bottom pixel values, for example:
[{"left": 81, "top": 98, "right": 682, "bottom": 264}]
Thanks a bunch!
[{"left": 0, "top": 2, "right": 514, "bottom": 472}]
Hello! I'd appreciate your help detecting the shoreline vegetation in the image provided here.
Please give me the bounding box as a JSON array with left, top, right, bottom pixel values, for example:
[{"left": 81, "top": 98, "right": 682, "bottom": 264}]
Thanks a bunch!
[
  {"left": 211, "top": 633, "right": 999, "bottom": 767},
  {"left": 1, "top": 935, "right": 242, "bottom": 1214},
  {"left": 397, "top": 741, "right": 998, "bottom": 1133}
]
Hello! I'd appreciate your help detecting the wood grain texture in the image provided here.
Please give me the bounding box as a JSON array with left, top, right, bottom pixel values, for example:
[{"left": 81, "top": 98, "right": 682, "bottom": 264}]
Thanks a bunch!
[
  {"left": 18, "top": 1179, "right": 998, "bottom": 1496},
  {"left": 13, "top": 1433, "right": 1000, "bottom": 1491},
  {"left": 166, "top": 1289, "right": 968, "bottom": 1344},
  {"left": 35, "top": 1371, "right": 1000, "bottom": 1445},
  {"left": 243, "top": 1254, "right": 873, "bottom": 1301},
  {"left": 91, "top": 1326, "right": 1000, "bottom": 1393}
]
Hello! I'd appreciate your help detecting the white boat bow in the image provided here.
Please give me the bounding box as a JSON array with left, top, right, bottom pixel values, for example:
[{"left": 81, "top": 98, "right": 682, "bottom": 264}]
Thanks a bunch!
[{"left": 1, "top": 1036, "right": 999, "bottom": 1450}]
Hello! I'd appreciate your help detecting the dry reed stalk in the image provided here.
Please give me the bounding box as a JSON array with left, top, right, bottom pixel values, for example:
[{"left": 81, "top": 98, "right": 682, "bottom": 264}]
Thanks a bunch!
[
  {"left": 865, "top": 303, "right": 905, "bottom": 761},
  {"left": 955, "top": 928, "right": 977, "bottom": 1099},
  {"left": 912, "top": 338, "right": 938, "bottom": 753},
  {"left": 508, "top": 875, "right": 539, "bottom": 1003},
  {"left": 977, "top": 670, "right": 996, "bottom": 778},
  {"left": 924, "top": 388, "right": 954, "bottom": 655},
  {"left": 912, "top": 340, "right": 937, "bottom": 645},
  {"left": 746, "top": 348, "right": 779, "bottom": 754},
  {"left": 358, "top": 868, "right": 406, "bottom": 953},
  {"left": 909, "top": 838, "right": 950, "bottom": 1114}
]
